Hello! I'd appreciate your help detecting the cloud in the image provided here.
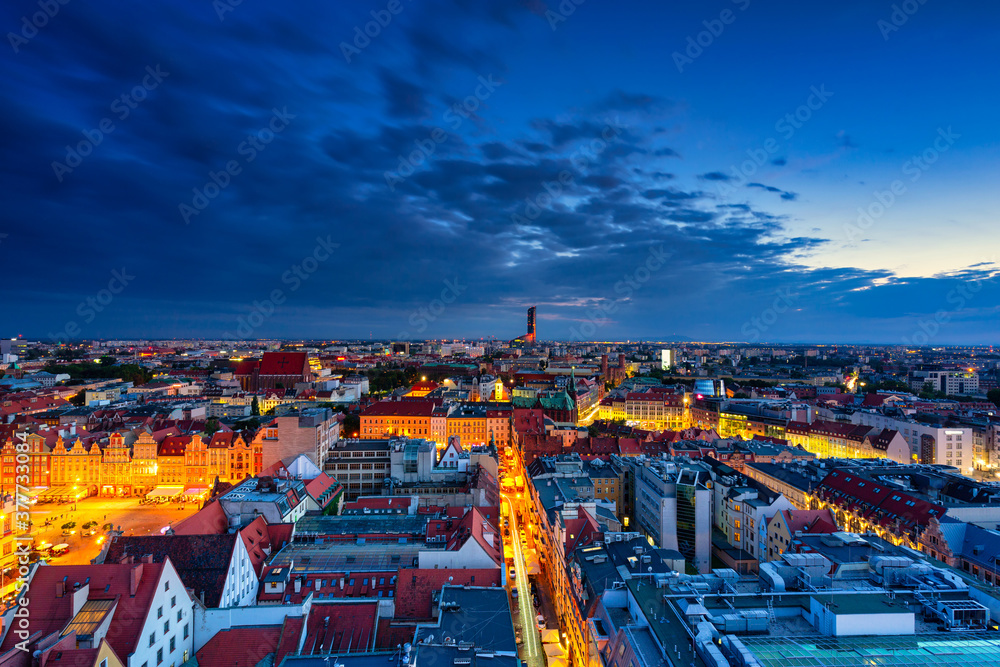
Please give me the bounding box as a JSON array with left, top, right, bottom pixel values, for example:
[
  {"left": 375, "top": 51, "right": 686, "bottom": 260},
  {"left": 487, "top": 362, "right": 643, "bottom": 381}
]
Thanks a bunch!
[
  {"left": 0, "top": 0, "right": 994, "bottom": 344},
  {"left": 747, "top": 182, "right": 798, "bottom": 201},
  {"left": 379, "top": 69, "right": 429, "bottom": 119}
]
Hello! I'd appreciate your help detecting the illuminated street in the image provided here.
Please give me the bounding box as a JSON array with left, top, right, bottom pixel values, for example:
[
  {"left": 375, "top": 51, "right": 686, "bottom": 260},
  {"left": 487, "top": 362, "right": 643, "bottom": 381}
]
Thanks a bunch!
[{"left": 504, "top": 492, "right": 544, "bottom": 667}]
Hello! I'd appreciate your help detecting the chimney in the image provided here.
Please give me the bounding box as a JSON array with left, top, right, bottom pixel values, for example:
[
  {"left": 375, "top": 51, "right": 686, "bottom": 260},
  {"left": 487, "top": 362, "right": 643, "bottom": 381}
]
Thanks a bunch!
[
  {"left": 130, "top": 563, "right": 144, "bottom": 596},
  {"left": 56, "top": 581, "right": 66, "bottom": 598}
]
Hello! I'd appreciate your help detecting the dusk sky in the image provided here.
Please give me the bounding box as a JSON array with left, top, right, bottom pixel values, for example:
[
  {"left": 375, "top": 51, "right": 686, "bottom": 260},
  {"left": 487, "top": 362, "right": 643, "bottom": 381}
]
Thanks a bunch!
[{"left": 3, "top": 0, "right": 999, "bottom": 344}]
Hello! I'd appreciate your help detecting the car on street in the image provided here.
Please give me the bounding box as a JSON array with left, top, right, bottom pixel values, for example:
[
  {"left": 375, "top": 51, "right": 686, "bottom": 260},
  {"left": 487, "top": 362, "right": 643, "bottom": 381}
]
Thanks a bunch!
[
  {"left": 509, "top": 567, "right": 517, "bottom": 579},
  {"left": 536, "top": 614, "right": 545, "bottom": 631},
  {"left": 511, "top": 587, "right": 518, "bottom": 599}
]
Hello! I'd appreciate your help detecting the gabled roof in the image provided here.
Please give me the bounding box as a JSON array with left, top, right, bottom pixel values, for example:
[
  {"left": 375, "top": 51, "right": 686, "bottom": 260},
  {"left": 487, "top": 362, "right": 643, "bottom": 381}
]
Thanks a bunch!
[
  {"left": 102, "top": 534, "right": 239, "bottom": 607},
  {"left": 259, "top": 352, "right": 309, "bottom": 376},
  {"left": 0, "top": 562, "right": 167, "bottom": 659},
  {"left": 446, "top": 507, "right": 502, "bottom": 565},
  {"left": 158, "top": 435, "right": 191, "bottom": 456},
  {"left": 171, "top": 499, "right": 230, "bottom": 535},
  {"left": 304, "top": 473, "right": 342, "bottom": 508},
  {"left": 776, "top": 508, "right": 837, "bottom": 535}
]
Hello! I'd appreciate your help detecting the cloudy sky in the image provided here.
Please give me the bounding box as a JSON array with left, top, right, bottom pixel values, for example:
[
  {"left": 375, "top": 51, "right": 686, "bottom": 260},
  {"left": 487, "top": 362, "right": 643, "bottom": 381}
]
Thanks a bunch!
[{"left": 3, "top": 0, "right": 999, "bottom": 344}]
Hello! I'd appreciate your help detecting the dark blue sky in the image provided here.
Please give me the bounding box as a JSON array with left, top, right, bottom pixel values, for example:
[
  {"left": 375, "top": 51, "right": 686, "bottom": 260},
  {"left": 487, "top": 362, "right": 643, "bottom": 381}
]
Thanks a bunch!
[{"left": 3, "top": 0, "right": 999, "bottom": 344}]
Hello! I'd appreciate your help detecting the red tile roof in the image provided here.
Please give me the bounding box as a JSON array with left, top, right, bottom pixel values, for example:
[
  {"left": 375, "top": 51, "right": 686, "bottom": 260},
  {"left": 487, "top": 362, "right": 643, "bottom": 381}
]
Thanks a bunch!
[
  {"left": 196, "top": 626, "right": 282, "bottom": 667},
  {"left": 777, "top": 508, "right": 837, "bottom": 535},
  {"left": 274, "top": 616, "right": 305, "bottom": 665},
  {"left": 172, "top": 499, "right": 229, "bottom": 535},
  {"left": 259, "top": 352, "right": 309, "bottom": 377},
  {"left": 158, "top": 435, "right": 191, "bottom": 456},
  {"left": 1, "top": 562, "right": 166, "bottom": 659},
  {"left": 393, "top": 569, "right": 501, "bottom": 619},
  {"left": 239, "top": 516, "right": 272, "bottom": 577},
  {"left": 301, "top": 602, "right": 378, "bottom": 654},
  {"left": 304, "top": 473, "right": 342, "bottom": 508}
]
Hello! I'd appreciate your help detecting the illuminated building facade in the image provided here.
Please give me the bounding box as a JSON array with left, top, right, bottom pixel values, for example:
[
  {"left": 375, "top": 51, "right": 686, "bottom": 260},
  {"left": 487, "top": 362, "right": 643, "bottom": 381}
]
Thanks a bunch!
[{"left": 47, "top": 431, "right": 261, "bottom": 496}]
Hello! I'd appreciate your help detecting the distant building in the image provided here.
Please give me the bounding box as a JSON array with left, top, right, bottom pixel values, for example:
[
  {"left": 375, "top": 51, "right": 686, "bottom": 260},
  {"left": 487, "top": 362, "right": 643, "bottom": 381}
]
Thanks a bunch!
[{"left": 234, "top": 351, "right": 311, "bottom": 391}]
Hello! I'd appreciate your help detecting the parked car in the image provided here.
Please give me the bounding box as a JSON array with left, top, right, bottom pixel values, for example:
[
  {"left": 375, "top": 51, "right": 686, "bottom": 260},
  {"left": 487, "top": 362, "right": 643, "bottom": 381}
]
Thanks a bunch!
[
  {"left": 511, "top": 587, "right": 518, "bottom": 599},
  {"left": 61, "top": 529, "right": 75, "bottom": 537},
  {"left": 536, "top": 614, "right": 545, "bottom": 631},
  {"left": 509, "top": 567, "right": 517, "bottom": 579}
]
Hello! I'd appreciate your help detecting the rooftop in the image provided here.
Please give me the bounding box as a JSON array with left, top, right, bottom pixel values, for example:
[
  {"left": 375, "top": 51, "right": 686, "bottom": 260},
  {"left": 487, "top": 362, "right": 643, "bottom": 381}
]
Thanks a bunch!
[{"left": 739, "top": 633, "right": 1000, "bottom": 667}]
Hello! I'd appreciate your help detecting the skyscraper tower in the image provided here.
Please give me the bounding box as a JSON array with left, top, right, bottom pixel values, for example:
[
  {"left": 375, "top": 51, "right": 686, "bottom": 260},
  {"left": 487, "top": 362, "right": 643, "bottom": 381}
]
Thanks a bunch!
[{"left": 526, "top": 306, "right": 536, "bottom": 343}]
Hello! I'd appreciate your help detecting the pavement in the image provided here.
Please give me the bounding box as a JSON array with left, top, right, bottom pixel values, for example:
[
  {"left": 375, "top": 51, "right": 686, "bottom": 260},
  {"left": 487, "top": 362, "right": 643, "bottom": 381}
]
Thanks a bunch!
[{"left": 22, "top": 496, "right": 201, "bottom": 566}]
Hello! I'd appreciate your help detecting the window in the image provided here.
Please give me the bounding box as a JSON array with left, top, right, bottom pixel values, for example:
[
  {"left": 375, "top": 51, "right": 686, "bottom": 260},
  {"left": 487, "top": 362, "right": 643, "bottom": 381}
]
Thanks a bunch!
[
  {"left": 165, "top": 580, "right": 170, "bottom": 591},
  {"left": 183, "top": 624, "right": 189, "bottom": 640},
  {"left": 171, "top": 595, "right": 176, "bottom": 608},
  {"left": 164, "top": 621, "right": 170, "bottom": 634},
  {"left": 157, "top": 648, "right": 163, "bottom": 665},
  {"left": 157, "top": 607, "right": 163, "bottom": 619},
  {"left": 177, "top": 609, "right": 182, "bottom": 622},
  {"left": 170, "top": 637, "right": 176, "bottom": 652},
  {"left": 149, "top": 632, "right": 156, "bottom": 647}
]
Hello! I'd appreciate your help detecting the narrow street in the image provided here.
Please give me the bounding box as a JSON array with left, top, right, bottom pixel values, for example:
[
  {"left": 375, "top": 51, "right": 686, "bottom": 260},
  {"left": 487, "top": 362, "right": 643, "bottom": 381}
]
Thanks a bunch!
[{"left": 503, "top": 492, "right": 544, "bottom": 667}]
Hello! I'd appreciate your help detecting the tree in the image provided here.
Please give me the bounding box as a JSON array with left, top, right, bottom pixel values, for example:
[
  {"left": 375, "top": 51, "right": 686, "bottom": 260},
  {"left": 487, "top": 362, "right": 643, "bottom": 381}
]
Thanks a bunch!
[
  {"left": 342, "top": 413, "right": 360, "bottom": 437},
  {"left": 69, "top": 390, "right": 86, "bottom": 406},
  {"left": 251, "top": 396, "right": 261, "bottom": 416},
  {"left": 98, "top": 355, "right": 117, "bottom": 366},
  {"left": 203, "top": 418, "right": 220, "bottom": 437},
  {"left": 587, "top": 423, "right": 601, "bottom": 438},
  {"left": 989, "top": 388, "right": 1000, "bottom": 409}
]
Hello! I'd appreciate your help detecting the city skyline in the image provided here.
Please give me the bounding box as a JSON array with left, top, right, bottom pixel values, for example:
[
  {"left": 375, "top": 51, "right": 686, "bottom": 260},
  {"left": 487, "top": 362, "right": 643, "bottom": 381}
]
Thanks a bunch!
[{"left": 3, "top": 0, "right": 999, "bottom": 343}]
